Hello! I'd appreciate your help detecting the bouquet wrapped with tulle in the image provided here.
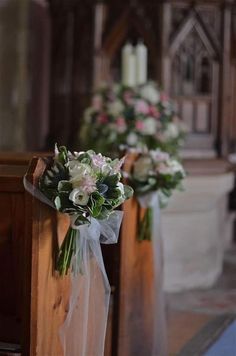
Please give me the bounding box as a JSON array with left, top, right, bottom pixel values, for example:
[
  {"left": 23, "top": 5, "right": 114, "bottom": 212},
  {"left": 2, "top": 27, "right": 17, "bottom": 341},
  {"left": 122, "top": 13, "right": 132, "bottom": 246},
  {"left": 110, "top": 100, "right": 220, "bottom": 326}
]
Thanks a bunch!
[
  {"left": 39, "top": 145, "right": 133, "bottom": 275},
  {"left": 128, "top": 149, "right": 185, "bottom": 240}
]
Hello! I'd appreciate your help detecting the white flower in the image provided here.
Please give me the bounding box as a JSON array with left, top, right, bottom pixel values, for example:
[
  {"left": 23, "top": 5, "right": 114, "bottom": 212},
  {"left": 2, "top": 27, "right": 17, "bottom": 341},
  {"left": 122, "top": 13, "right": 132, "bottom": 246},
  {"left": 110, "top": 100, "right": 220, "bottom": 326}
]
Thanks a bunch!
[
  {"left": 91, "top": 153, "right": 112, "bottom": 175},
  {"left": 71, "top": 175, "right": 97, "bottom": 193},
  {"left": 69, "top": 188, "right": 90, "bottom": 206},
  {"left": 143, "top": 117, "right": 157, "bottom": 135},
  {"left": 133, "top": 156, "right": 153, "bottom": 181},
  {"left": 117, "top": 182, "right": 124, "bottom": 195},
  {"left": 127, "top": 132, "right": 138, "bottom": 146},
  {"left": 150, "top": 149, "right": 170, "bottom": 162},
  {"left": 140, "top": 83, "right": 160, "bottom": 104},
  {"left": 68, "top": 161, "right": 92, "bottom": 179},
  {"left": 165, "top": 123, "right": 180, "bottom": 139},
  {"left": 157, "top": 162, "right": 173, "bottom": 175},
  {"left": 111, "top": 157, "right": 125, "bottom": 174},
  {"left": 157, "top": 159, "right": 185, "bottom": 176},
  {"left": 107, "top": 99, "right": 124, "bottom": 116},
  {"left": 168, "top": 160, "right": 185, "bottom": 175}
]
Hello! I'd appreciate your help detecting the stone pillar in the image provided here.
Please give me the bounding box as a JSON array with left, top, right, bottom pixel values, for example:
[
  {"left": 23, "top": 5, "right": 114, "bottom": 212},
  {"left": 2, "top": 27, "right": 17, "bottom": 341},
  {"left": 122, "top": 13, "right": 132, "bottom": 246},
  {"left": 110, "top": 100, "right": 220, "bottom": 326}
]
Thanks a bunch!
[
  {"left": 0, "top": 0, "right": 29, "bottom": 151},
  {"left": 162, "top": 171, "right": 234, "bottom": 292}
]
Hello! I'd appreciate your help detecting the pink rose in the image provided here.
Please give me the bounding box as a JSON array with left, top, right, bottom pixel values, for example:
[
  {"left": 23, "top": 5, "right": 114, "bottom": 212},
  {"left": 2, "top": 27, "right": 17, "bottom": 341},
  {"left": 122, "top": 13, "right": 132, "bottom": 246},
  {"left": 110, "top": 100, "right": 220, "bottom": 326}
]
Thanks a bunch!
[
  {"left": 116, "top": 117, "right": 125, "bottom": 127},
  {"left": 160, "top": 92, "right": 169, "bottom": 102},
  {"left": 135, "top": 99, "right": 149, "bottom": 115},
  {"left": 123, "top": 90, "right": 134, "bottom": 105},
  {"left": 135, "top": 120, "right": 144, "bottom": 131},
  {"left": 149, "top": 105, "right": 161, "bottom": 118},
  {"left": 116, "top": 117, "right": 127, "bottom": 133},
  {"left": 97, "top": 114, "right": 108, "bottom": 124}
]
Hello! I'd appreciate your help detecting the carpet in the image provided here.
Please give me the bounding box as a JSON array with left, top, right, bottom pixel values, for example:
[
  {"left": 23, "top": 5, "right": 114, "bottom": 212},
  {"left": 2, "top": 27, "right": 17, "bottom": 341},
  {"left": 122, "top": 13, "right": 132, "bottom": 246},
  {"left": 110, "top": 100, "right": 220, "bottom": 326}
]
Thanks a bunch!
[
  {"left": 204, "top": 320, "right": 236, "bottom": 355},
  {"left": 177, "top": 314, "right": 236, "bottom": 355}
]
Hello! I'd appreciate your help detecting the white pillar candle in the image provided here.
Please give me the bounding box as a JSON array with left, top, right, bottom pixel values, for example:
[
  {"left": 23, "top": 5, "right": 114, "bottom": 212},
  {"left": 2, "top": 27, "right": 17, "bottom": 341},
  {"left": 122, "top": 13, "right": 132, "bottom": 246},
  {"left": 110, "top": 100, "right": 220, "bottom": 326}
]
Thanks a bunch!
[
  {"left": 121, "top": 42, "right": 133, "bottom": 86},
  {"left": 126, "top": 52, "right": 136, "bottom": 87},
  {"left": 136, "top": 41, "right": 148, "bottom": 85}
]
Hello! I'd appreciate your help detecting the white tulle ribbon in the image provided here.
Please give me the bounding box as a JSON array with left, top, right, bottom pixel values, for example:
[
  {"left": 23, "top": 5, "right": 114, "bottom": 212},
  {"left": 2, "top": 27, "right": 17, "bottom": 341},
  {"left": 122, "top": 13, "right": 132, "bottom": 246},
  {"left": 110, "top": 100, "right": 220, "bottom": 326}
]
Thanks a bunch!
[
  {"left": 138, "top": 192, "right": 168, "bottom": 356},
  {"left": 60, "top": 211, "right": 123, "bottom": 356},
  {"left": 23, "top": 176, "right": 123, "bottom": 356}
]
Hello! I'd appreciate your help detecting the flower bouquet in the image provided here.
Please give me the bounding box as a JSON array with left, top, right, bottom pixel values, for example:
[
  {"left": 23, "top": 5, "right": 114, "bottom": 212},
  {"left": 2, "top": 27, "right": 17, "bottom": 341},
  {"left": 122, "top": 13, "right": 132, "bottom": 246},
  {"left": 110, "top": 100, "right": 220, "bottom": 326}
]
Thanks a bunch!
[
  {"left": 39, "top": 145, "right": 133, "bottom": 275},
  {"left": 80, "top": 81, "right": 187, "bottom": 156},
  {"left": 128, "top": 149, "right": 185, "bottom": 240}
]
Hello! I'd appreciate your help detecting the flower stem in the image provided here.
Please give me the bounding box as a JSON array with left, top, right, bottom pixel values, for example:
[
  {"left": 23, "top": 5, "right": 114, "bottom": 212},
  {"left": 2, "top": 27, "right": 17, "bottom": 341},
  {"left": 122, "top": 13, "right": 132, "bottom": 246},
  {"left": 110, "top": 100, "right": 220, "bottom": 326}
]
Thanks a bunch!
[
  {"left": 56, "top": 227, "right": 76, "bottom": 275},
  {"left": 138, "top": 207, "right": 152, "bottom": 241}
]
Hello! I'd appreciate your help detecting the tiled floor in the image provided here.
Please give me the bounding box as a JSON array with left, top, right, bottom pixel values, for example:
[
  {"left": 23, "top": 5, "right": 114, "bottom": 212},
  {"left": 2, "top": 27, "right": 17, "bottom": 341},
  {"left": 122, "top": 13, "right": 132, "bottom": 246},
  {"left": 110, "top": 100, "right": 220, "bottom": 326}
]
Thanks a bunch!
[{"left": 167, "top": 245, "right": 236, "bottom": 355}]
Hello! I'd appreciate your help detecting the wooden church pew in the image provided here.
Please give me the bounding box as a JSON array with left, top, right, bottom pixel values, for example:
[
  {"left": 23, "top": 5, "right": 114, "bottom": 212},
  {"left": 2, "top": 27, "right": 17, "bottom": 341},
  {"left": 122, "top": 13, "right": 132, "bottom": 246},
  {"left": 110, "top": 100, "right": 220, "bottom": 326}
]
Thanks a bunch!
[
  {"left": 0, "top": 156, "right": 69, "bottom": 355},
  {"left": 0, "top": 153, "right": 158, "bottom": 356}
]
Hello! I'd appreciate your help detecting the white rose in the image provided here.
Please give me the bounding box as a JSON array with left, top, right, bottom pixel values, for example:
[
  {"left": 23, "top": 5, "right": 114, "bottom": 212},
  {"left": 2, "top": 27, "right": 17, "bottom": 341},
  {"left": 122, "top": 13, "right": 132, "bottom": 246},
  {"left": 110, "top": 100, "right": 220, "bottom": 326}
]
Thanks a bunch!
[
  {"left": 157, "top": 162, "right": 173, "bottom": 175},
  {"left": 107, "top": 100, "right": 124, "bottom": 116},
  {"left": 150, "top": 149, "right": 170, "bottom": 162},
  {"left": 68, "top": 161, "right": 92, "bottom": 180},
  {"left": 126, "top": 132, "right": 138, "bottom": 146},
  {"left": 165, "top": 123, "right": 179, "bottom": 139},
  {"left": 168, "top": 160, "right": 185, "bottom": 175},
  {"left": 143, "top": 117, "right": 157, "bottom": 135},
  {"left": 140, "top": 83, "right": 160, "bottom": 104},
  {"left": 133, "top": 156, "right": 153, "bottom": 181},
  {"left": 69, "top": 188, "right": 89, "bottom": 206}
]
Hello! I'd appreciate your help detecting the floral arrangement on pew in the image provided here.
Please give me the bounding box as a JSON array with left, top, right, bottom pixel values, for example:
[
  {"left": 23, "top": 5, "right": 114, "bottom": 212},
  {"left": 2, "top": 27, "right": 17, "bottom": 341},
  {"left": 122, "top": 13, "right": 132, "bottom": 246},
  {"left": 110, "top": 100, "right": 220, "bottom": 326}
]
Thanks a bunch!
[
  {"left": 39, "top": 145, "right": 133, "bottom": 275},
  {"left": 128, "top": 148, "right": 186, "bottom": 241},
  {"left": 80, "top": 81, "right": 187, "bottom": 157},
  {"left": 23, "top": 144, "right": 133, "bottom": 356}
]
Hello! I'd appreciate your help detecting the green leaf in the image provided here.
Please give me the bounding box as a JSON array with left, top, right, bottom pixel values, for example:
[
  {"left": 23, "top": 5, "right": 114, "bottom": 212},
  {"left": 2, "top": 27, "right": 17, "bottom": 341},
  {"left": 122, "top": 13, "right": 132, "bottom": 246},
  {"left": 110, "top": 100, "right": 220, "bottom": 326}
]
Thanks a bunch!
[
  {"left": 106, "top": 188, "right": 121, "bottom": 199},
  {"left": 103, "top": 174, "right": 119, "bottom": 187},
  {"left": 124, "top": 185, "right": 134, "bottom": 199},
  {"left": 58, "top": 180, "right": 72, "bottom": 193},
  {"left": 57, "top": 145, "right": 68, "bottom": 164},
  {"left": 78, "top": 152, "right": 92, "bottom": 164},
  {"left": 97, "top": 206, "right": 111, "bottom": 220},
  {"left": 54, "top": 196, "right": 61, "bottom": 210},
  {"left": 91, "top": 191, "right": 105, "bottom": 206},
  {"left": 90, "top": 204, "right": 102, "bottom": 218}
]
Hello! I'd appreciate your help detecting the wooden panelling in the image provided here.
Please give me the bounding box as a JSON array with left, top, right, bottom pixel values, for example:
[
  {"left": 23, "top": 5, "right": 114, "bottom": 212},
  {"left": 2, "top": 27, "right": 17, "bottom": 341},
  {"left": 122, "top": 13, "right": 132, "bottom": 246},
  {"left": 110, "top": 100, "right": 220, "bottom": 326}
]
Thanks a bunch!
[{"left": 0, "top": 166, "right": 26, "bottom": 345}]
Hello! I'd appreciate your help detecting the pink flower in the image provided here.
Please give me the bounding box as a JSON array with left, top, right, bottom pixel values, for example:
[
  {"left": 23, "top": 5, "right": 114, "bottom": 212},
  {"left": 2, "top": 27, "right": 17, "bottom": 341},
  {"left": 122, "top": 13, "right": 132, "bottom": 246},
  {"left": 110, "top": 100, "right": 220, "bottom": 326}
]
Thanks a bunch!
[
  {"left": 116, "top": 117, "right": 127, "bottom": 133},
  {"left": 135, "top": 120, "right": 144, "bottom": 131},
  {"left": 149, "top": 105, "right": 161, "bottom": 118},
  {"left": 134, "top": 99, "right": 149, "bottom": 115},
  {"left": 97, "top": 114, "right": 108, "bottom": 124},
  {"left": 160, "top": 92, "right": 169, "bottom": 102},
  {"left": 116, "top": 117, "right": 126, "bottom": 127},
  {"left": 92, "top": 153, "right": 107, "bottom": 169},
  {"left": 123, "top": 90, "right": 134, "bottom": 105},
  {"left": 112, "top": 156, "right": 126, "bottom": 174},
  {"left": 79, "top": 175, "right": 97, "bottom": 193}
]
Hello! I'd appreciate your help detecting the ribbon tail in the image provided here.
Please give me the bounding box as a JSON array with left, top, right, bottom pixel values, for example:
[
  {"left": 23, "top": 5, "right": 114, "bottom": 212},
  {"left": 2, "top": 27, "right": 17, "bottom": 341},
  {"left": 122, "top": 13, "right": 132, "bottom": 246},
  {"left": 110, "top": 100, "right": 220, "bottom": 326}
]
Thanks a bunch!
[
  {"left": 59, "top": 229, "right": 111, "bottom": 356},
  {"left": 152, "top": 195, "right": 168, "bottom": 356}
]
